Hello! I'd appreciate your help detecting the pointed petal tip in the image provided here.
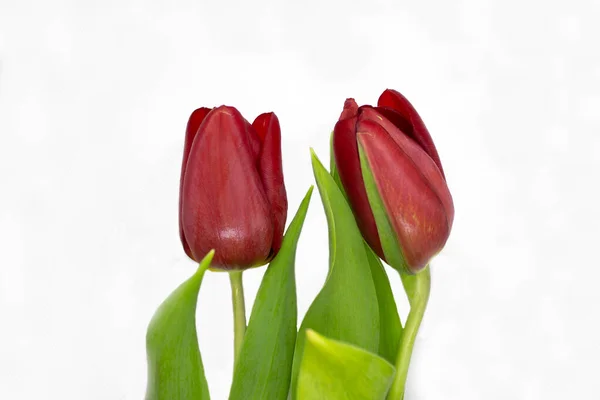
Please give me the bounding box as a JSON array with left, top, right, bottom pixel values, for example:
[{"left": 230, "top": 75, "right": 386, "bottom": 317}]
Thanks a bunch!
[
  {"left": 200, "top": 105, "right": 248, "bottom": 134},
  {"left": 377, "top": 89, "right": 404, "bottom": 107},
  {"left": 185, "top": 107, "right": 212, "bottom": 141},
  {"left": 339, "top": 98, "right": 359, "bottom": 121},
  {"left": 252, "top": 112, "right": 280, "bottom": 142},
  {"left": 255, "top": 111, "right": 277, "bottom": 119},
  {"left": 376, "top": 88, "right": 446, "bottom": 178},
  {"left": 253, "top": 111, "right": 277, "bottom": 124},
  {"left": 211, "top": 104, "right": 241, "bottom": 116},
  {"left": 188, "top": 106, "right": 212, "bottom": 120}
]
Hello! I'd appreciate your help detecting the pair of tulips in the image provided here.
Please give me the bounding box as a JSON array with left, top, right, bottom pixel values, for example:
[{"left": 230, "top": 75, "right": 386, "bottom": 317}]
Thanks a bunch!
[{"left": 179, "top": 89, "right": 454, "bottom": 275}]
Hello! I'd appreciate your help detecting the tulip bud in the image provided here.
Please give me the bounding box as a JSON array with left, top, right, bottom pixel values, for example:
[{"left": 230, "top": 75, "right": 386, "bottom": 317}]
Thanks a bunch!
[
  {"left": 179, "top": 106, "right": 288, "bottom": 270},
  {"left": 333, "top": 89, "right": 454, "bottom": 273}
]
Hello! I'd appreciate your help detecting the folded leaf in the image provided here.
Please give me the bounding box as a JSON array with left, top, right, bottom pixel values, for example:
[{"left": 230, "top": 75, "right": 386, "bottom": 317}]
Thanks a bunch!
[
  {"left": 364, "top": 244, "right": 403, "bottom": 364},
  {"left": 330, "top": 132, "right": 402, "bottom": 363},
  {"left": 290, "top": 150, "right": 380, "bottom": 398},
  {"left": 297, "top": 329, "right": 395, "bottom": 400},
  {"left": 229, "top": 187, "right": 313, "bottom": 400},
  {"left": 145, "top": 251, "right": 213, "bottom": 400}
]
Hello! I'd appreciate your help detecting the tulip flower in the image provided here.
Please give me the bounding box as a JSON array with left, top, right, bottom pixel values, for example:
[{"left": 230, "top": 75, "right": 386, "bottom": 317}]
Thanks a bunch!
[
  {"left": 333, "top": 89, "right": 454, "bottom": 273},
  {"left": 179, "top": 106, "right": 287, "bottom": 270}
]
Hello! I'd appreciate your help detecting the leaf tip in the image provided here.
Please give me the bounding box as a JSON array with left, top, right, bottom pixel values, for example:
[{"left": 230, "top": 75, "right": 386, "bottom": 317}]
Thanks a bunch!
[
  {"left": 304, "top": 329, "right": 326, "bottom": 350},
  {"left": 198, "top": 250, "right": 215, "bottom": 273},
  {"left": 305, "top": 185, "right": 315, "bottom": 200},
  {"left": 310, "top": 149, "right": 327, "bottom": 174}
]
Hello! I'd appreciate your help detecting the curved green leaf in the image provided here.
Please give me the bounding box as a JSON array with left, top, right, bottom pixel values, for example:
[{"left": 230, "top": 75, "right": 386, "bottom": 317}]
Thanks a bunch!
[
  {"left": 364, "top": 244, "right": 403, "bottom": 364},
  {"left": 145, "top": 251, "right": 214, "bottom": 400},
  {"left": 290, "top": 150, "right": 380, "bottom": 398},
  {"left": 330, "top": 133, "right": 402, "bottom": 363},
  {"left": 297, "top": 329, "right": 395, "bottom": 400},
  {"left": 229, "top": 187, "right": 314, "bottom": 400}
]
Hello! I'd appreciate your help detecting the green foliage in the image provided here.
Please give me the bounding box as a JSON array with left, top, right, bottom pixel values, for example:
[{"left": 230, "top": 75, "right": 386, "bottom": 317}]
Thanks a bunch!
[
  {"left": 289, "top": 150, "right": 381, "bottom": 398},
  {"left": 229, "top": 187, "right": 314, "bottom": 400},
  {"left": 297, "top": 330, "right": 395, "bottom": 400},
  {"left": 145, "top": 251, "right": 214, "bottom": 400}
]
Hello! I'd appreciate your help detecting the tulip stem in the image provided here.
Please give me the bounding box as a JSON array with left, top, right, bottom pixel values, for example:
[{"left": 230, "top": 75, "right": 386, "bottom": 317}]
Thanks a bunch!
[
  {"left": 388, "top": 266, "right": 431, "bottom": 400},
  {"left": 228, "top": 270, "right": 246, "bottom": 366}
]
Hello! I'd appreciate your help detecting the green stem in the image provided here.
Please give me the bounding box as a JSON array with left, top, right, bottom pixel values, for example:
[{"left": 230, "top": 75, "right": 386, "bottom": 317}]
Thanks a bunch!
[
  {"left": 229, "top": 270, "right": 246, "bottom": 366},
  {"left": 388, "top": 267, "right": 431, "bottom": 399}
]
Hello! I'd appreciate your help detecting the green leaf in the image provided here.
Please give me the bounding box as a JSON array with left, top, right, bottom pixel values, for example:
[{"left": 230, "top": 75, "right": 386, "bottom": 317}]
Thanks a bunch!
[
  {"left": 297, "top": 329, "right": 395, "bottom": 400},
  {"left": 364, "top": 244, "right": 403, "bottom": 364},
  {"left": 290, "top": 150, "right": 380, "bottom": 398},
  {"left": 330, "top": 132, "right": 402, "bottom": 363},
  {"left": 229, "top": 187, "right": 314, "bottom": 400},
  {"left": 145, "top": 251, "right": 214, "bottom": 400}
]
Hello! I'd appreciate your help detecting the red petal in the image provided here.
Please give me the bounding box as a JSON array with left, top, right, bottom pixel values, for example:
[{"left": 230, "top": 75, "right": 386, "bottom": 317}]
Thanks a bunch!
[
  {"left": 243, "top": 115, "right": 262, "bottom": 160},
  {"left": 333, "top": 111, "right": 384, "bottom": 259},
  {"left": 179, "top": 107, "right": 212, "bottom": 260},
  {"left": 377, "top": 89, "right": 445, "bottom": 179},
  {"left": 181, "top": 106, "right": 274, "bottom": 269},
  {"left": 253, "top": 112, "right": 288, "bottom": 257},
  {"left": 357, "top": 118, "right": 453, "bottom": 272},
  {"left": 359, "top": 107, "right": 453, "bottom": 225},
  {"left": 339, "top": 98, "right": 359, "bottom": 121}
]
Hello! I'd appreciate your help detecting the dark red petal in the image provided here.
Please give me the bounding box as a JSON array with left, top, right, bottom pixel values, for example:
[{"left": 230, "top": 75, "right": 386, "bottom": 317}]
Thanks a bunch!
[
  {"left": 359, "top": 107, "right": 453, "bottom": 225},
  {"left": 243, "top": 115, "right": 262, "bottom": 160},
  {"left": 333, "top": 113, "right": 384, "bottom": 259},
  {"left": 181, "top": 106, "right": 274, "bottom": 269},
  {"left": 179, "top": 107, "right": 212, "bottom": 260},
  {"left": 377, "top": 89, "right": 445, "bottom": 179},
  {"left": 339, "top": 98, "right": 359, "bottom": 121},
  {"left": 357, "top": 118, "right": 453, "bottom": 272},
  {"left": 373, "top": 107, "right": 413, "bottom": 143},
  {"left": 253, "top": 112, "right": 288, "bottom": 256}
]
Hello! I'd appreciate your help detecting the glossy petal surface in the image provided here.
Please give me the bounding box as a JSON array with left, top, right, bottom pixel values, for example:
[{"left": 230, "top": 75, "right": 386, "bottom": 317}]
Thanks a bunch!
[
  {"left": 359, "top": 107, "right": 454, "bottom": 226},
  {"left": 181, "top": 106, "right": 273, "bottom": 269},
  {"left": 357, "top": 119, "right": 452, "bottom": 272},
  {"left": 378, "top": 89, "right": 445, "bottom": 178}
]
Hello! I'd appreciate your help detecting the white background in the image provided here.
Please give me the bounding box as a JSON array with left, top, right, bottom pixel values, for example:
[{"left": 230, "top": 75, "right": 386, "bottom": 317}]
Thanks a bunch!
[{"left": 1, "top": 0, "right": 599, "bottom": 399}]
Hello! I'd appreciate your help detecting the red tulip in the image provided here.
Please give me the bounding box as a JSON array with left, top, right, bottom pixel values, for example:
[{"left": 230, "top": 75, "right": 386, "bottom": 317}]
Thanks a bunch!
[
  {"left": 333, "top": 89, "right": 454, "bottom": 273},
  {"left": 179, "top": 106, "right": 287, "bottom": 270}
]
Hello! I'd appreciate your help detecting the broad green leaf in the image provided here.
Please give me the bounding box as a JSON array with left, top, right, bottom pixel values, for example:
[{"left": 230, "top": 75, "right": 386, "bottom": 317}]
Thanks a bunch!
[
  {"left": 330, "top": 133, "right": 402, "bottom": 363},
  {"left": 297, "top": 329, "right": 395, "bottom": 400},
  {"left": 364, "top": 244, "right": 403, "bottom": 364},
  {"left": 145, "top": 251, "right": 214, "bottom": 400},
  {"left": 290, "top": 150, "right": 380, "bottom": 398},
  {"left": 229, "top": 187, "right": 314, "bottom": 400}
]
